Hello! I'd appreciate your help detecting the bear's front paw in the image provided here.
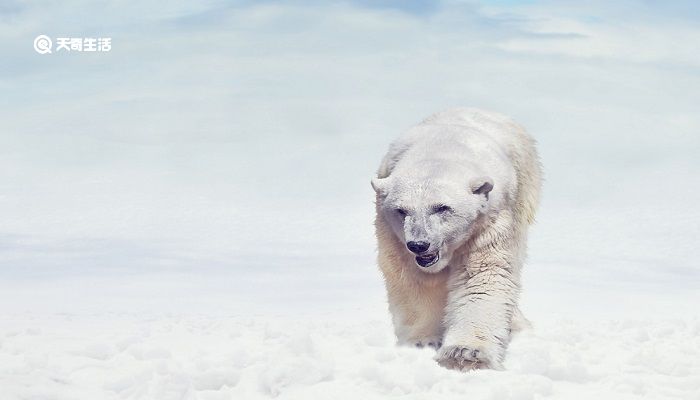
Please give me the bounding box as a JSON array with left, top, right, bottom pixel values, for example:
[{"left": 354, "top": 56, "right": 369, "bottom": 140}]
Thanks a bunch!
[{"left": 435, "top": 344, "right": 502, "bottom": 371}]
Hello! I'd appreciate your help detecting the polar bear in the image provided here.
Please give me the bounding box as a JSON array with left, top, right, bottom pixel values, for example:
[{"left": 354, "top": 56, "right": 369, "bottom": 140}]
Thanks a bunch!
[{"left": 372, "top": 108, "right": 541, "bottom": 371}]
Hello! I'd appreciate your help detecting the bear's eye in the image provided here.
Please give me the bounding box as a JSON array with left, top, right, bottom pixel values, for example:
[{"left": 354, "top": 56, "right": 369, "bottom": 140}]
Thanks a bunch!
[
  {"left": 433, "top": 204, "right": 452, "bottom": 213},
  {"left": 395, "top": 208, "right": 408, "bottom": 216}
]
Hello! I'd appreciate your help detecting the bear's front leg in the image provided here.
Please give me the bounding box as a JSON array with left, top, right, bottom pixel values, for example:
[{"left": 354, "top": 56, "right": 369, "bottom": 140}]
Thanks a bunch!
[
  {"left": 385, "top": 273, "right": 448, "bottom": 349},
  {"left": 436, "top": 249, "right": 520, "bottom": 371}
]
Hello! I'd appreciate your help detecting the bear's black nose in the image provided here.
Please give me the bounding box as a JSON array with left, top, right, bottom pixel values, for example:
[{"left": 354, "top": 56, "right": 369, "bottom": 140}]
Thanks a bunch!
[{"left": 407, "top": 241, "right": 430, "bottom": 254}]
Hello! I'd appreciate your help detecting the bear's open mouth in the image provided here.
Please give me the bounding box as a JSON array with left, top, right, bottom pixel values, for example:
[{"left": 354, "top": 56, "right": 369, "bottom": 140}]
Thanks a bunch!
[{"left": 415, "top": 252, "right": 439, "bottom": 268}]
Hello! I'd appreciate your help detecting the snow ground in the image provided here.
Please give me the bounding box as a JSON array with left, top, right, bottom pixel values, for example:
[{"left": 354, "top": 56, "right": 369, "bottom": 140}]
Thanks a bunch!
[{"left": 1, "top": 312, "right": 699, "bottom": 400}]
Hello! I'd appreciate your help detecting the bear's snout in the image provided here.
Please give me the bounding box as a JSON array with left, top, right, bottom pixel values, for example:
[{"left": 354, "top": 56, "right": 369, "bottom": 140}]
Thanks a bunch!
[{"left": 407, "top": 241, "right": 430, "bottom": 254}]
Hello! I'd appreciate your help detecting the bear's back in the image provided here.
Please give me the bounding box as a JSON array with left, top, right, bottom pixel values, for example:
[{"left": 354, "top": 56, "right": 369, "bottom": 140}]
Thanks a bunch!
[
  {"left": 414, "top": 108, "right": 541, "bottom": 225},
  {"left": 389, "top": 108, "right": 524, "bottom": 177},
  {"left": 377, "top": 108, "right": 540, "bottom": 222},
  {"left": 417, "top": 108, "right": 528, "bottom": 152}
]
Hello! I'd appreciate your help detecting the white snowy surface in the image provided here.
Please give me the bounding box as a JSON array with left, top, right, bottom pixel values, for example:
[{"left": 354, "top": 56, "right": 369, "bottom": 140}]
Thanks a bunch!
[{"left": 1, "top": 312, "right": 699, "bottom": 400}]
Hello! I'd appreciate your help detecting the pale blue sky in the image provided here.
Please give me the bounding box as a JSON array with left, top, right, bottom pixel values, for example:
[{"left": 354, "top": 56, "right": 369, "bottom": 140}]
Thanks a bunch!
[{"left": 0, "top": 0, "right": 698, "bottom": 313}]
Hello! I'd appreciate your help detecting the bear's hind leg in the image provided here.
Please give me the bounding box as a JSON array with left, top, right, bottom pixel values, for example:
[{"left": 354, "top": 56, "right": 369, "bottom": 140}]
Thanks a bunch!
[{"left": 510, "top": 306, "right": 531, "bottom": 334}]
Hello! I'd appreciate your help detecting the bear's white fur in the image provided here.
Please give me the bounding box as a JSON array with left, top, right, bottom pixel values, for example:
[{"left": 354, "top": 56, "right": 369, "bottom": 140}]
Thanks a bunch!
[{"left": 372, "top": 108, "right": 541, "bottom": 371}]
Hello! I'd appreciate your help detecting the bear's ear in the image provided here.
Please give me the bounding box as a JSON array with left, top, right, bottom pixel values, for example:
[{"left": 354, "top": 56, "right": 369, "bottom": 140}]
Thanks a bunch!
[
  {"left": 371, "top": 177, "right": 390, "bottom": 196},
  {"left": 470, "top": 176, "right": 494, "bottom": 199}
]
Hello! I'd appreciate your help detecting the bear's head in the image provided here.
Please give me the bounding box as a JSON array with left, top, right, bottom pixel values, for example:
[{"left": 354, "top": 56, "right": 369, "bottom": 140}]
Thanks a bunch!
[{"left": 372, "top": 172, "right": 493, "bottom": 273}]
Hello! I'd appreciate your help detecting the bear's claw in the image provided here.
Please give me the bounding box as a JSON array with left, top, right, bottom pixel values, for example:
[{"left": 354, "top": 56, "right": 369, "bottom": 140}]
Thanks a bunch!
[{"left": 435, "top": 345, "right": 496, "bottom": 371}]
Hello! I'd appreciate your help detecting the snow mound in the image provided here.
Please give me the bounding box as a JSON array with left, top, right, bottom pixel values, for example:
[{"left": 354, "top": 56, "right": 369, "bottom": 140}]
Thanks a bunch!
[{"left": 0, "top": 314, "right": 698, "bottom": 399}]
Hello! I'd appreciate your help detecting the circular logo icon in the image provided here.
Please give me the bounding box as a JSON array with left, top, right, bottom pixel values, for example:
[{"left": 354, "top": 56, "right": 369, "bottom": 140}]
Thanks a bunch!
[{"left": 34, "top": 35, "right": 52, "bottom": 54}]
